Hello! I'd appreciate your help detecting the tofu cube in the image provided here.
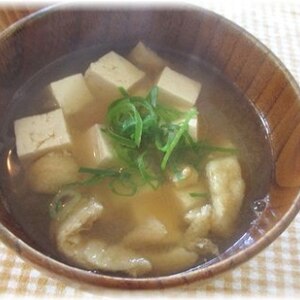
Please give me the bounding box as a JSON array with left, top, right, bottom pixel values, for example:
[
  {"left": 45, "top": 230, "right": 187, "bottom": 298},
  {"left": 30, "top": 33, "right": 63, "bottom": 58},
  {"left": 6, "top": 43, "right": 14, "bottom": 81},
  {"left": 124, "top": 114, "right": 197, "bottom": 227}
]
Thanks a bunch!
[
  {"left": 49, "top": 73, "right": 101, "bottom": 129},
  {"left": 157, "top": 67, "right": 201, "bottom": 110},
  {"left": 49, "top": 73, "right": 95, "bottom": 117},
  {"left": 188, "top": 116, "right": 198, "bottom": 141},
  {"left": 127, "top": 41, "right": 167, "bottom": 75},
  {"left": 84, "top": 51, "right": 145, "bottom": 103},
  {"left": 72, "top": 124, "right": 115, "bottom": 168},
  {"left": 14, "top": 109, "right": 72, "bottom": 162}
]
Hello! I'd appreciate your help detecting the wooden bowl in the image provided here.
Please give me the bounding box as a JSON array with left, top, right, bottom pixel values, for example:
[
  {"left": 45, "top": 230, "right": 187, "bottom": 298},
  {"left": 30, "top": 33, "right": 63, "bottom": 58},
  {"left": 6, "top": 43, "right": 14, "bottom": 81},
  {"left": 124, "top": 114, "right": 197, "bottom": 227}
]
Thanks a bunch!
[{"left": 0, "top": 5, "right": 300, "bottom": 289}]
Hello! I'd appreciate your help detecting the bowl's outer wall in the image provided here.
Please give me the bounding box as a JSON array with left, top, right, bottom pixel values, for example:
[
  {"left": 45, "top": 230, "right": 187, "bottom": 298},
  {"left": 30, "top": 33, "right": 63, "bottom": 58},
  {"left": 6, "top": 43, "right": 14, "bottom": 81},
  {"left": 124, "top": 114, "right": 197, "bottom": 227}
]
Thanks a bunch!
[{"left": 0, "top": 7, "right": 300, "bottom": 289}]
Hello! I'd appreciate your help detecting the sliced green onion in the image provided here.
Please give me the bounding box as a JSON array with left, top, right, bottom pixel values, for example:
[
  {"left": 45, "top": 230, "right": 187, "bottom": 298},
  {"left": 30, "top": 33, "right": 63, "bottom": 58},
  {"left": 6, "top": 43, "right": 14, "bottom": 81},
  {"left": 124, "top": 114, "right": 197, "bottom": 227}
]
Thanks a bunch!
[
  {"left": 109, "top": 176, "right": 137, "bottom": 196},
  {"left": 155, "top": 124, "right": 179, "bottom": 152},
  {"left": 57, "top": 85, "right": 240, "bottom": 201},
  {"left": 118, "top": 86, "right": 129, "bottom": 97},
  {"left": 189, "top": 192, "right": 209, "bottom": 198},
  {"left": 132, "top": 104, "right": 143, "bottom": 147},
  {"left": 105, "top": 128, "right": 136, "bottom": 148},
  {"left": 155, "top": 104, "right": 184, "bottom": 122},
  {"left": 106, "top": 97, "right": 144, "bottom": 147},
  {"left": 79, "top": 167, "right": 119, "bottom": 176},
  {"left": 146, "top": 85, "right": 158, "bottom": 107},
  {"left": 161, "top": 108, "right": 198, "bottom": 170},
  {"left": 137, "top": 152, "right": 162, "bottom": 189}
]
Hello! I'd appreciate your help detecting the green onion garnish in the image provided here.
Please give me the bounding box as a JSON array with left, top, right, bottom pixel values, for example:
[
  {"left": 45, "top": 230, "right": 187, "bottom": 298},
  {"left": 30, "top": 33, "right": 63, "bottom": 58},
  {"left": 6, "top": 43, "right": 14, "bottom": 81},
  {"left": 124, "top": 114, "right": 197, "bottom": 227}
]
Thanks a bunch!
[
  {"left": 161, "top": 108, "right": 197, "bottom": 170},
  {"left": 67, "top": 86, "right": 237, "bottom": 196},
  {"left": 189, "top": 192, "right": 209, "bottom": 198}
]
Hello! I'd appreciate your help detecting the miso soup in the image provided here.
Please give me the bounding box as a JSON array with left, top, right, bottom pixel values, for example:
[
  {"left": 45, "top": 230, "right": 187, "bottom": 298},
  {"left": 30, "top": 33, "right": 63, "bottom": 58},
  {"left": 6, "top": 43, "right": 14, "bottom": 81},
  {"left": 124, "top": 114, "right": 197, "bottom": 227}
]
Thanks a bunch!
[{"left": 0, "top": 42, "right": 272, "bottom": 277}]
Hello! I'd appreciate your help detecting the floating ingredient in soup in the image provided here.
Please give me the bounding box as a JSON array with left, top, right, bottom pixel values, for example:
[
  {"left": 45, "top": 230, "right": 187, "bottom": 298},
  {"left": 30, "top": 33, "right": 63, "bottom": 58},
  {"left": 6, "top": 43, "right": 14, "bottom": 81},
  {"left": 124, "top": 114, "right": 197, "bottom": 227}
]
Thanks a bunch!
[{"left": 12, "top": 42, "right": 247, "bottom": 277}]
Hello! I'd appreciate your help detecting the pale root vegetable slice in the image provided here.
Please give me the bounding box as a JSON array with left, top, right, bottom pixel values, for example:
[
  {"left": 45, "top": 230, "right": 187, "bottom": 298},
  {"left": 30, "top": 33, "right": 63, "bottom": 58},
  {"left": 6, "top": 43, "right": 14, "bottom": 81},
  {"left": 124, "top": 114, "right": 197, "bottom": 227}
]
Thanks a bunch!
[
  {"left": 72, "top": 124, "right": 116, "bottom": 168},
  {"left": 49, "top": 73, "right": 95, "bottom": 117},
  {"left": 157, "top": 67, "right": 201, "bottom": 110},
  {"left": 122, "top": 217, "right": 168, "bottom": 249},
  {"left": 14, "top": 109, "right": 72, "bottom": 163},
  {"left": 83, "top": 240, "right": 152, "bottom": 277},
  {"left": 206, "top": 156, "right": 245, "bottom": 237},
  {"left": 183, "top": 204, "right": 212, "bottom": 251},
  {"left": 127, "top": 41, "right": 167, "bottom": 75},
  {"left": 142, "top": 247, "right": 198, "bottom": 276},
  {"left": 85, "top": 51, "right": 145, "bottom": 103},
  {"left": 28, "top": 151, "right": 79, "bottom": 194}
]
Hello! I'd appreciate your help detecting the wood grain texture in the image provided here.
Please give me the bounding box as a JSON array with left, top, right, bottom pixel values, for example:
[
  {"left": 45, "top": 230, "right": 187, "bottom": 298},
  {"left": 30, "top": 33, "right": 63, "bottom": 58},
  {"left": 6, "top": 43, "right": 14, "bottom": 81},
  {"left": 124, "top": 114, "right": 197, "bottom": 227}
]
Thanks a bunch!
[
  {"left": 0, "top": 6, "right": 300, "bottom": 289},
  {"left": 0, "top": 6, "right": 35, "bottom": 31},
  {"left": 276, "top": 123, "right": 300, "bottom": 187}
]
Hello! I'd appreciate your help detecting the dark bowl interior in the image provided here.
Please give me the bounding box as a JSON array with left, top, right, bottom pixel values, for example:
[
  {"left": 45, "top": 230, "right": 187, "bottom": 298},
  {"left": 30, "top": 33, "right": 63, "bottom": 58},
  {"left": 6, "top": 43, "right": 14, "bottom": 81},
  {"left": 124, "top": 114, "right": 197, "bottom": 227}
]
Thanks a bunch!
[{"left": 0, "top": 5, "right": 300, "bottom": 289}]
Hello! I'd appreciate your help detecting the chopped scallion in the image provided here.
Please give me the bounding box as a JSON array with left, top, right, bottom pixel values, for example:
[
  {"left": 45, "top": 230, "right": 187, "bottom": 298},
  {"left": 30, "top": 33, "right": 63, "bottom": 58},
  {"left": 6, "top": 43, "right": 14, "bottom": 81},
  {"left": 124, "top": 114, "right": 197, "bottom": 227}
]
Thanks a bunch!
[
  {"left": 189, "top": 192, "right": 209, "bottom": 198},
  {"left": 68, "top": 86, "right": 238, "bottom": 197},
  {"left": 161, "top": 108, "right": 198, "bottom": 170}
]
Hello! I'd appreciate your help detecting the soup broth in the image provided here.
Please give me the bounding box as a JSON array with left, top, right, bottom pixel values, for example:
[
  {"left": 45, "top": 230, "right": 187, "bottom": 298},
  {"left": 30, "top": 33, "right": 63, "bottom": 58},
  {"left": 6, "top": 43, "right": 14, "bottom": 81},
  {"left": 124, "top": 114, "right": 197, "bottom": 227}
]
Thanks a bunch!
[{"left": 0, "top": 43, "right": 272, "bottom": 277}]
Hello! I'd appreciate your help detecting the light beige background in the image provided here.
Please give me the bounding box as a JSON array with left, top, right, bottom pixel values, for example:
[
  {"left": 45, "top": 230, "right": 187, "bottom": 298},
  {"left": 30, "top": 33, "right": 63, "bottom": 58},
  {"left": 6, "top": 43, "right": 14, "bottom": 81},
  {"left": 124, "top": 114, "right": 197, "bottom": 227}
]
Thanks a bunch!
[{"left": 0, "top": 0, "right": 299, "bottom": 298}]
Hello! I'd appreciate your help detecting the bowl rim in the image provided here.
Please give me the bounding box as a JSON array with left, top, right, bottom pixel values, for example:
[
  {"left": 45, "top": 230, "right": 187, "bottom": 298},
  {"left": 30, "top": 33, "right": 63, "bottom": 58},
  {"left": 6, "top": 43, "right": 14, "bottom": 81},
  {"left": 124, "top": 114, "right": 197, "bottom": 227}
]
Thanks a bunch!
[{"left": 0, "top": 3, "right": 300, "bottom": 290}]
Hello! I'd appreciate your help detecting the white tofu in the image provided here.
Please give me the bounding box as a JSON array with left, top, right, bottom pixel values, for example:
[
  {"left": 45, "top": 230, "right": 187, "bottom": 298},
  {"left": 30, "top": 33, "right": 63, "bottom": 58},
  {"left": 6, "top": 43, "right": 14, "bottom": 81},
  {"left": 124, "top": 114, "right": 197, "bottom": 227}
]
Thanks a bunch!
[
  {"left": 174, "top": 115, "right": 198, "bottom": 141},
  {"left": 72, "top": 124, "right": 115, "bottom": 168},
  {"left": 49, "top": 73, "right": 95, "bottom": 117},
  {"left": 127, "top": 41, "right": 167, "bottom": 75},
  {"left": 84, "top": 51, "right": 145, "bottom": 103},
  {"left": 188, "top": 116, "right": 198, "bottom": 140},
  {"left": 173, "top": 180, "right": 208, "bottom": 213},
  {"left": 14, "top": 109, "right": 72, "bottom": 162},
  {"left": 206, "top": 156, "right": 245, "bottom": 237},
  {"left": 157, "top": 67, "right": 201, "bottom": 110}
]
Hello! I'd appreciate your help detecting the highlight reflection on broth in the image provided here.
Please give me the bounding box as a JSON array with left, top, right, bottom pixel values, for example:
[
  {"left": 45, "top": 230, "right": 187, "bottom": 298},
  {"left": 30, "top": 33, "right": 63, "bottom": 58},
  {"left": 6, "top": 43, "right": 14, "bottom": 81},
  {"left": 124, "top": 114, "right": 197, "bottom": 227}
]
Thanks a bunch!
[{"left": 1, "top": 42, "right": 272, "bottom": 277}]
